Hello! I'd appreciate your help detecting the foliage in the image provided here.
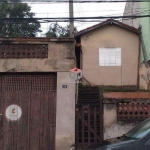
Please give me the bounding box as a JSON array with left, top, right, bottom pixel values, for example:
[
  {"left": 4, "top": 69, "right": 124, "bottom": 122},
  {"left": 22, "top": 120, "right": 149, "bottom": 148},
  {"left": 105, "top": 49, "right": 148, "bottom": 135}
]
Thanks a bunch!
[
  {"left": 46, "top": 23, "right": 77, "bottom": 38},
  {"left": 0, "top": 1, "right": 41, "bottom": 37}
]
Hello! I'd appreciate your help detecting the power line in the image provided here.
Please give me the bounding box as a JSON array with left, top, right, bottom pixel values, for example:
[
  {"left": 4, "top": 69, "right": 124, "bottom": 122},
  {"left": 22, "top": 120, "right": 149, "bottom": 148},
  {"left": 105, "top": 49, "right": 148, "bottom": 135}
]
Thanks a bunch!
[
  {"left": 31, "top": 7, "right": 150, "bottom": 17},
  {"left": 0, "top": 14, "right": 150, "bottom": 23},
  {"left": 0, "top": 0, "right": 149, "bottom": 3}
]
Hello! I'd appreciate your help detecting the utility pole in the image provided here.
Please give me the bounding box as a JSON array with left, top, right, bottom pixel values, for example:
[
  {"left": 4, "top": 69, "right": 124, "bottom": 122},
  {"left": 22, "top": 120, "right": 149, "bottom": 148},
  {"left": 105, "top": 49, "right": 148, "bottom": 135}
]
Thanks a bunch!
[
  {"left": 6, "top": 0, "right": 10, "bottom": 37},
  {"left": 69, "top": 0, "right": 74, "bottom": 37}
]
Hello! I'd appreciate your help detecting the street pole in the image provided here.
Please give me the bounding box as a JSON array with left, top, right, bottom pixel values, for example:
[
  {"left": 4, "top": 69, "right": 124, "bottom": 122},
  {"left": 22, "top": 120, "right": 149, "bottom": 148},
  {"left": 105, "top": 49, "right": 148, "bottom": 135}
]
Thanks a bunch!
[
  {"left": 6, "top": 0, "right": 10, "bottom": 37},
  {"left": 69, "top": 0, "right": 74, "bottom": 38}
]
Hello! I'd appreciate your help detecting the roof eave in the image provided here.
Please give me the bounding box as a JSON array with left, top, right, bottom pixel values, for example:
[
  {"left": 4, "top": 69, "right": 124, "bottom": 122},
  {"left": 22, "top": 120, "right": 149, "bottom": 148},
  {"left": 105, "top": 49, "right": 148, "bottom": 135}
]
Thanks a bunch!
[{"left": 75, "top": 19, "right": 140, "bottom": 37}]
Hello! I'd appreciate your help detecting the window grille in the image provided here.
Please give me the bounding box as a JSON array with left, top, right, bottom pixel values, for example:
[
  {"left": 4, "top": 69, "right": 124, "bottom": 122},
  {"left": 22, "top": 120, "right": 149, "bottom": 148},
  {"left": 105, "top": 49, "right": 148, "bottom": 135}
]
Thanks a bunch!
[{"left": 0, "top": 74, "right": 56, "bottom": 91}]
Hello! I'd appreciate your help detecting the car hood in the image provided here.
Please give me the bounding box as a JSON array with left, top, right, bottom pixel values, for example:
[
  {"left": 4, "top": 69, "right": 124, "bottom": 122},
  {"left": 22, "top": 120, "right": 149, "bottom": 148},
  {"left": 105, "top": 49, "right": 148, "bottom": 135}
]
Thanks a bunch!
[{"left": 85, "top": 137, "right": 135, "bottom": 150}]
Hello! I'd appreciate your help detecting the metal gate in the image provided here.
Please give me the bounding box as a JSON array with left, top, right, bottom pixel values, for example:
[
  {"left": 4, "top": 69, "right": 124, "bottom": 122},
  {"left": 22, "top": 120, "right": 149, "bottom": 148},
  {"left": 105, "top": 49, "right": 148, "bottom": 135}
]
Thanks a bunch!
[{"left": 0, "top": 73, "right": 56, "bottom": 150}]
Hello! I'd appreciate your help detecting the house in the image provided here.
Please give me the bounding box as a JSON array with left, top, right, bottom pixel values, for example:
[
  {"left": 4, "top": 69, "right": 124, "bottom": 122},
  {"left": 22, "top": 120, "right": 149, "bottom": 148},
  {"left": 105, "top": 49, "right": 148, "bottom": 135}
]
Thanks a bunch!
[
  {"left": 74, "top": 19, "right": 145, "bottom": 149},
  {"left": 75, "top": 19, "right": 140, "bottom": 88},
  {"left": 123, "top": 2, "right": 150, "bottom": 90},
  {"left": 0, "top": 37, "right": 76, "bottom": 150}
]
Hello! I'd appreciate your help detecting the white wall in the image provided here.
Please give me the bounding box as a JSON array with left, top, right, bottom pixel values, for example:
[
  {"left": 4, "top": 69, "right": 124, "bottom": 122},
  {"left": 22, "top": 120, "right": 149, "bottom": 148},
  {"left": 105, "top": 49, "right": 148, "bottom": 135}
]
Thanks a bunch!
[{"left": 56, "top": 72, "right": 75, "bottom": 150}]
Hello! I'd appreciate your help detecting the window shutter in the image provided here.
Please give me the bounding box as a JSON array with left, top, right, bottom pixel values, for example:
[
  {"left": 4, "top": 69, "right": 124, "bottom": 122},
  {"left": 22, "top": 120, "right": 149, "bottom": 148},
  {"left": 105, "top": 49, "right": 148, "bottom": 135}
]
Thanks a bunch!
[
  {"left": 99, "top": 48, "right": 121, "bottom": 66},
  {"left": 115, "top": 48, "right": 121, "bottom": 66},
  {"left": 99, "top": 48, "right": 105, "bottom": 66}
]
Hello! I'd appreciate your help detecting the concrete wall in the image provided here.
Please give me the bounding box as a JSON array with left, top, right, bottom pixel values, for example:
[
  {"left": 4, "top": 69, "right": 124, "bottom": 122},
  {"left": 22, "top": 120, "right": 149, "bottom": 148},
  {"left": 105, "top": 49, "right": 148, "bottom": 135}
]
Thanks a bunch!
[
  {"left": 139, "top": 62, "right": 150, "bottom": 90},
  {"left": 123, "top": 2, "right": 150, "bottom": 90},
  {"left": 123, "top": 2, "right": 140, "bottom": 28},
  {"left": 0, "top": 38, "right": 76, "bottom": 150},
  {"left": 138, "top": 3, "right": 150, "bottom": 90},
  {"left": 81, "top": 25, "right": 139, "bottom": 86},
  {"left": 103, "top": 92, "right": 150, "bottom": 139},
  {"left": 103, "top": 103, "right": 136, "bottom": 139},
  {"left": 56, "top": 72, "right": 75, "bottom": 150},
  {"left": 0, "top": 38, "right": 75, "bottom": 72}
]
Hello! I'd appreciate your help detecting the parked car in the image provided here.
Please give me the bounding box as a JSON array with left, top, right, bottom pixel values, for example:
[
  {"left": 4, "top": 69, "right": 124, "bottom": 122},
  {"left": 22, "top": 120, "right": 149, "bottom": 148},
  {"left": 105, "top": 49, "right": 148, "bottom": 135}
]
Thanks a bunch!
[{"left": 85, "top": 118, "right": 150, "bottom": 150}]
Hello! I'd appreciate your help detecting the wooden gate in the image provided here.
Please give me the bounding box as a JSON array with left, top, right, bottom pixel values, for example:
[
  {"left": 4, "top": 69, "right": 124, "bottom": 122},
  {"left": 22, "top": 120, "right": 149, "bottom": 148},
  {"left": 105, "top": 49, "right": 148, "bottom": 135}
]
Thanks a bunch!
[
  {"left": 0, "top": 73, "right": 56, "bottom": 150},
  {"left": 75, "top": 87, "right": 103, "bottom": 149}
]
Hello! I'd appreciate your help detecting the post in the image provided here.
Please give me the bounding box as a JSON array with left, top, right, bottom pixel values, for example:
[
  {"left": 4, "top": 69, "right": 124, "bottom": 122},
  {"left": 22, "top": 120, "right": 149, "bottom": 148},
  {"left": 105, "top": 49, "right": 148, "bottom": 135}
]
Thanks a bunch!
[
  {"left": 6, "top": 0, "right": 10, "bottom": 37},
  {"left": 69, "top": 0, "right": 74, "bottom": 37}
]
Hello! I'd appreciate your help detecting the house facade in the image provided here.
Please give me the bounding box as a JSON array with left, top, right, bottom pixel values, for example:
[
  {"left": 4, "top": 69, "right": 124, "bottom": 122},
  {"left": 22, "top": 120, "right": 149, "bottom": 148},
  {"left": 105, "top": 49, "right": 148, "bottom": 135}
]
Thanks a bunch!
[
  {"left": 74, "top": 20, "right": 144, "bottom": 147},
  {"left": 123, "top": 2, "right": 150, "bottom": 90},
  {"left": 0, "top": 37, "right": 76, "bottom": 150},
  {"left": 75, "top": 19, "right": 140, "bottom": 88}
]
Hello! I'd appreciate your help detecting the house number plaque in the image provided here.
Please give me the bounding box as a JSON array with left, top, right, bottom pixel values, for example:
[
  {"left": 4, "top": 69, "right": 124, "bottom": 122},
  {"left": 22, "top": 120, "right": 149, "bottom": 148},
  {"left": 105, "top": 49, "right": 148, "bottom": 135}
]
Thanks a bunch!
[{"left": 6, "top": 105, "right": 22, "bottom": 121}]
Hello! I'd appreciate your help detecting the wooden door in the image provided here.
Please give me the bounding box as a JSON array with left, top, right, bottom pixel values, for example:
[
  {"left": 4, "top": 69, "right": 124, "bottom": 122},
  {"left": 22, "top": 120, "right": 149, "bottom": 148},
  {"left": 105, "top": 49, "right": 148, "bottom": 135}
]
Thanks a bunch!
[
  {"left": 0, "top": 74, "right": 56, "bottom": 150},
  {"left": 75, "top": 87, "right": 103, "bottom": 149}
]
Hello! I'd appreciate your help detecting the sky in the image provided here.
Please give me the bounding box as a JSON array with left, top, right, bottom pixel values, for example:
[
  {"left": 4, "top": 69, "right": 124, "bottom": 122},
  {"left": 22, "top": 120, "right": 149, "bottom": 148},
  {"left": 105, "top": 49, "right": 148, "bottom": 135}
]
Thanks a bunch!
[{"left": 29, "top": 2, "right": 126, "bottom": 36}]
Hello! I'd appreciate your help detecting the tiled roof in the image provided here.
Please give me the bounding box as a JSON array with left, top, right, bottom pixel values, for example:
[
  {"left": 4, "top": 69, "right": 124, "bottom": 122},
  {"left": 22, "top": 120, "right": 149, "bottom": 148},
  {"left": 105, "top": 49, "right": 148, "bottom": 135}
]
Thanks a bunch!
[{"left": 75, "top": 19, "right": 140, "bottom": 37}]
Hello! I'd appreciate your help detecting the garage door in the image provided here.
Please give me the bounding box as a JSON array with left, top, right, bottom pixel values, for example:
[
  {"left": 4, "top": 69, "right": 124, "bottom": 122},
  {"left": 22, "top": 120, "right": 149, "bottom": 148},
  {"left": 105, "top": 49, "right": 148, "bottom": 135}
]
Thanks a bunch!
[{"left": 0, "top": 73, "right": 56, "bottom": 150}]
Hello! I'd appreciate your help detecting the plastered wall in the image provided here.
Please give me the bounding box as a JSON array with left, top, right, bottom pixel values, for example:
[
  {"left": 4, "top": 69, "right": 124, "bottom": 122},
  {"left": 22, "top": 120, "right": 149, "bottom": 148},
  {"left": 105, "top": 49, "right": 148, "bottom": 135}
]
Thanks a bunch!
[
  {"left": 103, "top": 92, "right": 150, "bottom": 139},
  {"left": 103, "top": 103, "right": 138, "bottom": 139},
  {"left": 139, "top": 62, "right": 150, "bottom": 90},
  {"left": 56, "top": 72, "right": 75, "bottom": 150},
  {"left": 81, "top": 25, "right": 139, "bottom": 86},
  {"left": 0, "top": 38, "right": 76, "bottom": 150},
  {"left": 0, "top": 39, "right": 75, "bottom": 72},
  {"left": 123, "top": 2, "right": 140, "bottom": 28}
]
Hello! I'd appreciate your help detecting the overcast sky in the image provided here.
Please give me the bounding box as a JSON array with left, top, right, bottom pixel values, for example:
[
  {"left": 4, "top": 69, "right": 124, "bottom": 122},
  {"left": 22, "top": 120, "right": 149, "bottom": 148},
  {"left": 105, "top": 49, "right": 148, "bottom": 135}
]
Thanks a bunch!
[{"left": 29, "top": 2, "right": 126, "bottom": 35}]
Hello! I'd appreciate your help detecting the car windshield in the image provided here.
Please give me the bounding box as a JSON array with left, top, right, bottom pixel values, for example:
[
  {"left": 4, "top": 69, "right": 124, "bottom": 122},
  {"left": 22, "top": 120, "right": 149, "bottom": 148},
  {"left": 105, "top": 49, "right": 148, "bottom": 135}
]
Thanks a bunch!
[{"left": 125, "top": 118, "right": 150, "bottom": 139}]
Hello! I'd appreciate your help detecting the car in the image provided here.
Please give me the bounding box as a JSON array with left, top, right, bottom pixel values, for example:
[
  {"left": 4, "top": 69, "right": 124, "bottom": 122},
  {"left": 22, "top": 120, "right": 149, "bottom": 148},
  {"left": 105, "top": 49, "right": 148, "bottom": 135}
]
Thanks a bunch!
[{"left": 85, "top": 118, "right": 150, "bottom": 150}]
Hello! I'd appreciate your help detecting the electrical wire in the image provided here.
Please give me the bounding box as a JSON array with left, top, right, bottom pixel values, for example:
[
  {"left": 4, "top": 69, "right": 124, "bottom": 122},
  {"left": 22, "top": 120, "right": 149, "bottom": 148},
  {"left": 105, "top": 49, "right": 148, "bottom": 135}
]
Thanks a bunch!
[
  {"left": 31, "top": 8, "right": 150, "bottom": 20},
  {"left": 31, "top": 4, "right": 150, "bottom": 19},
  {"left": 0, "top": 4, "right": 149, "bottom": 24},
  {"left": 0, "top": 1, "right": 149, "bottom": 25},
  {"left": 0, "top": 0, "right": 149, "bottom": 3},
  {"left": 0, "top": 13, "right": 149, "bottom": 23},
  {"left": 11, "top": 6, "right": 150, "bottom": 20},
  {"left": 75, "top": 3, "right": 86, "bottom": 27},
  {"left": 29, "top": 5, "right": 150, "bottom": 16}
]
